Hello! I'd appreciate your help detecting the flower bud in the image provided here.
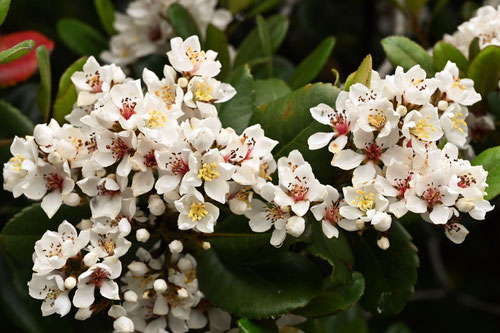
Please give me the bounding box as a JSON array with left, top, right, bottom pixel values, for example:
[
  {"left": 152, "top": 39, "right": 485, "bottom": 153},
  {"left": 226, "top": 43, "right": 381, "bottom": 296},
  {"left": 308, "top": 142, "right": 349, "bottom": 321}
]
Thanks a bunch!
[
  {"left": 153, "top": 279, "right": 168, "bottom": 293},
  {"left": 127, "top": 261, "right": 149, "bottom": 276},
  {"left": 371, "top": 212, "right": 392, "bottom": 232},
  {"left": 148, "top": 194, "right": 166, "bottom": 216},
  {"left": 64, "top": 276, "right": 76, "bottom": 290},
  {"left": 113, "top": 316, "right": 135, "bottom": 333},
  {"left": 396, "top": 105, "right": 407, "bottom": 117},
  {"left": 136, "top": 228, "right": 150, "bottom": 243},
  {"left": 177, "top": 287, "right": 188, "bottom": 299},
  {"left": 83, "top": 252, "right": 98, "bottom": 267},
  {"left": 178, "top": 257, "right": 193, "bottom": 271},
  {"left": 63, "top": 193, "right": 81, "bottom": 206},
  {"left": 77, "top": 219, "right": 93, "bottom": 230},
  {"left": 124, "top": 290, "right": 138, "bottom": 303},
  {"left": 202, "top": 241, "right": 211, "bottom": 250},
  {"left": 96, "top": 169, "right": 106, "bottom": 177},
  {"left": 377, "top": 236, "right": 390, "bottom": 250},
  {"left": 438, "top": 100, "right": 449, "bottom": 111},
  {"left": 178, "top": 77, "right": 188, "bottom": 88},
  {"left": 118, "top": 218, "right": 132, "bottom": 236},
  {"left": 47, "top": 152, "right": 63, "bottom": 164},
  {"left": 286, "top": 216, "right": 305, "bottom": 237},
  {"left": 168, "top": 240, "right": 183, "bottom": 254}
]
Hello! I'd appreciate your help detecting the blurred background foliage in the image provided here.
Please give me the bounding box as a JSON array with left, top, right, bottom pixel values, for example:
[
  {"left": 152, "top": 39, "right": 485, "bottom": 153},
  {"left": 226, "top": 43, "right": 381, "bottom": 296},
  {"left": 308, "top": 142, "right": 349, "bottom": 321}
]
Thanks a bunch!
[{"left": 1, "top": 0, "right": 499, "bottom": 332}]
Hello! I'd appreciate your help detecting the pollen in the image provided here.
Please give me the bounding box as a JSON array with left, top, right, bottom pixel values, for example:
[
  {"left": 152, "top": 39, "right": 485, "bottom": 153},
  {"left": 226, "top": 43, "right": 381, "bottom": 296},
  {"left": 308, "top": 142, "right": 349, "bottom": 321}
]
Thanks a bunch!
[
  {"left": 188, "top": 202, "right": 208, "bottom": 222},
  {"left": 198, "top": 162, "right": 219, "bottom": 181},
  {"left": 451, "top": 77, "right": 466, "bottom": 90},
  {"left": 194, "top": 83, "right": 213, "bottom": 102},
  {"left": 147, "top": 109, "right": 167, "bottom": 128},
  {"left": 9, "top": 153, "right": 25, "bottom": 172},
  {"left": 451, "top": 112, "right": 467, "bottom": 133},
  {"left": 186, "top": 47, "right": 206, "bottom": 66},
  {"left": 154, "top": 85, "right": 175, "bottom": 104},
  {"left": 352, "top": 189, "right": 375, "bottom": 211},
  {"left": 367, "top": 108, "right": 387, "bottom": 129},
  {"left": 411, "top": 116, "right": 436, "bottom": 139}
]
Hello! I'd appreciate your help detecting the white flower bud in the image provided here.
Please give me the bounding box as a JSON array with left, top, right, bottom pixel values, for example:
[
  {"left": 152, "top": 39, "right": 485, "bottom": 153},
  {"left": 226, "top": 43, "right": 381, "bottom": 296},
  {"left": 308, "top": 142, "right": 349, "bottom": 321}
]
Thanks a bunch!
[
  {"left": 118, "top": 218, "right": 131, "bottom": 237},
  {"left": 113, "top": 316, "right": 135, "bottom": 333},
  {"left": 136, "top": 228, "right": 150, "bottom": 243},
  {"left": 127, "top": 261, "right": 149, "bottom": 276},
  {"left": 83, "top": 252, "right": 98, "bottom": 267},
  {"left": 178, "top": 257, "right": 193, "bottom": 271},
  {"left": 177, "top": 287, "right": 188, "bottom": 299},
  {"left": 168, "top": 240, "right": 183, "bottom": 254},
  {"left": 286, "top": 216, "right": 305, "bottom": 237},
  {"left": 153, "top": 279, "right": 168, "bottom": 293},
  {"left": 64, "top": 276, "right": 76, "bottom": 290},
  {"left": 148, "top": 195, "right": 166, "bottom": 216},
  {"left": 47, "top": 152, "right": 63, "bottom": 164},
  {"left": 178, "top": 77, "right": 188, "bottom": 88},
  {"left": 437, "top": 100, "right": 449, "bottom": 111},
  {"left": 202, "top": 241, "right": 211, "bottom": 250},
  {"left": 396, "top": 105, "right": 407, "bottom": 117},
  {"left": 77, "top": 219, "right": 93, "bottom": 230},
  {"left": 96, "top": 169, "right": 106, "bottom": 177},
  {"left": 377, "top": 236, "right": 390, "bottom": 250},
  {"left": 123, "top": 290, "right": 138, "bottom": 303},
  {"left": 63, "top": 193, "right": 80, "bottom": 206},
  {"left": 355, "top": 219, "right": 365, "bottom": 230},
  {"left": 371, "top": 212, "right": 392, "bottom": 232}
]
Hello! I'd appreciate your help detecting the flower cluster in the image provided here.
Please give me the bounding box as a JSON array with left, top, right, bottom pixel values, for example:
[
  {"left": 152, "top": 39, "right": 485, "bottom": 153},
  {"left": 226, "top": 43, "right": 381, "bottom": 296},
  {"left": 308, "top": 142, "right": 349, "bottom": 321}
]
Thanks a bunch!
[
  {"left": 308, "top": 63, "right": 494, "bottom": 245},
  {"left": 101, "top": 0, "right": 232, "bottom": 66}
]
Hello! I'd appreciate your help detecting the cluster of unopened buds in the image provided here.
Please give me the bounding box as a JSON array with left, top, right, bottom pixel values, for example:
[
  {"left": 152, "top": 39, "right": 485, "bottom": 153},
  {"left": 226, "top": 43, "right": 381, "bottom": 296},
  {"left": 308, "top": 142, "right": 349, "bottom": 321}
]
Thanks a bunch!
[
  {"left": 307, "top": 61, "right": 494, "bottom": 247},
  {"left": 101, "top": 0, "right": 232, "bottom": 66}
]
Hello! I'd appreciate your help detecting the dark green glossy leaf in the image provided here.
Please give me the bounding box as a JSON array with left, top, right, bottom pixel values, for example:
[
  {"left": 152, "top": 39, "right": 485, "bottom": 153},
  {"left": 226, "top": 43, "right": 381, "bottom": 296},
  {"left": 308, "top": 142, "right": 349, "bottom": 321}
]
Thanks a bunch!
[
  {"left": 386, "top": 322, "right": 412, "bottom": 333},
  {"left": 0, "top": 39, "right": 35, "bottom": 65},
  {"left": 204, "top": 24, "right": 230, "bottom": 80},
  {"left": 256, "top": 15, "right": 273, "bottom": 77},
  {"left": 0, "top": 203, "right": 90, "bottom": 265},
  {"left": 344, "top": 54, "right": 372, "bottom": 92},
  {"left": 254, "top": 78, "right": 291, "bottom": 107},
  {"left": 0, "top": 99, "right": 34, "bottom": 138},
  {"left": 197, "top": 249, "right": 322, "bottom": 319},
  {"left": 472, "top": 146, "right": 500, "bottom": 200},
  {"left": 467, "top": 45, "right": 500, "bottom": 98},
  {"left": 53, "top": 56, "right": 88, "bottom": 123},
  {"left": 234, "top": 15, "right": 289, "bottom": 69},
  {"left": 250, "top": 83, "right": 340, "bottom": 184},
  {"left": 381, "top": 36, "right": 435, "bottom": 75},
  {"left": 468, "top": 37, "right": 480, "bottom": 61},
  {"left": 253, "top": 55, "right": 295, "bottom": 81},
  {"left": 167, "top": 3, "right": 201, "bottom": 40},
  {"left": 57, "top": 18, "right": 108, "bottom": 56},
  {"left": 36, "top": 45, "right": 51, "bottom": 122},
  {"left": 94, "top": 0, "right": 116, "bottom": 36},
  {"left": 217, "top": 65, "right": 255, "bottom": 134},
  {"left": 0, "top": 0, "right": 9, "bottom": 26},
  {"left": 433, "top": 41, "right": 468, "bottom": 75},
  {"left": 349, "top": 222, "right": 419, "bottom": 316},
  {"left": 220, "top": 0, "right": 253, "bottom": 14},
  {"left": 294, "top": 272, "right": 365, "bottom": 318},
  {"left": 289, "top": 36, "right": 335, "bottom": 90},
  {"left": 245, "top": 0, "right": 282, "bottom": 19},
  {"left": 298, "top": 306, "right": 368, "bottom": 333},
  {"left": 238, "top": 318, "right": 278, "bottom": 333}
]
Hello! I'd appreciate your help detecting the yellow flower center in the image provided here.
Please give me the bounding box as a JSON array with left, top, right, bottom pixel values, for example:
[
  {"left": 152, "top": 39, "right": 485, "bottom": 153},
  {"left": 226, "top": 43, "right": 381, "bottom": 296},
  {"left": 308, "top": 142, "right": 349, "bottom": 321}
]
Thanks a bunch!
[
  {"left": 9, "top": 153, "right": 25, "bottom": 172},
  {"left": 410, "top": 115, "right": 436, "bottom": 139},
  {"left": 451, "top": 112, "right": 467, "bottom": 133},
  {"left": 188, "top": 202, "right": 208, "bottom": 222},
  {"left": 154, "top": 85, "right": 175, "bottom": 104},
  {"left": 147, "top": 110, "right": 167, "bottom": 128},
  {"left": 194, "top": 83, "right": 213, "bottom": 102},
  {"left": 259, "top": 162, "right": 272, "bottom": 180},
  {"left": 452, "top": 77, "right": 466, "bottom": 90},
  {"left": 186, "top": 47, "right": 206, "bottom": 66},
  {"left": 367, "top": 108, "right": 387, "bottom": 129},
  {"left": 198, "top": 162, "right": 219, "bottom": 181},
  {"left": 351, "top": 189, "right": 375, "bottom": 211}
]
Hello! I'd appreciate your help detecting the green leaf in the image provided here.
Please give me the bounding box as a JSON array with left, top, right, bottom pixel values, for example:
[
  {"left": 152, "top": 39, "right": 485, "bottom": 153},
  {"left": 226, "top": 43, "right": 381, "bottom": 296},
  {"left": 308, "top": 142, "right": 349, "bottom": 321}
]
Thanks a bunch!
[
  {"left": 487, "top": 92, "right": 500, "bottom": 116},
  {"left": 0, "top": 100, "right": 34, "bottom": 138},
  {"left": 36, "top": 45, "right": 51, "bottom": 122},
  {"left": 238, "top": 318, "right": 278, "bottom": 333},
  {"left": 381, "top": 36, "right": 435, "bottom": 75},
  {"left": 197, "top": 249, "right": 322, "bottom": 319},
  {"left": 253, "top": 55, "right": 295, "bottom": 81},
  {"left": 220, "top": 0, "right": 253, "bottom": 15},
  {"left": 53, "top": 56, "right": 88, "bottom": 123},
  {"left": 57, "top": 18, "right": 108, "bottom": 56},
  {"left": 386, "top": 322, "right": 412, "bottom": 333},
  {"left": 293, "top": 272, "right": 365, "bottom": 318},
  {"left": 349, "top": 222, "right": 419, "bottom": 316},
  {"left": 405, "top": 0, "right": 430, "bottom": 14},
  {"left": 472, "top": 146, "right": 500, "bottom": 200},
  {"left": 289, "top": 36, "right": 335, "bottom": 90},
  {"left": 256, "top": 15, "right": 273, "bottom": 77},
  {"left": 468, "top": 37, "right": 480, "bottom": 61},
  {"left": 308, "top": 222, "right": 354, "bottom": 284},
  {"left": 344, "top": 54, "right": 372, "bottom": 92},
  {"left": 467, "top": 45, "right": 500, "bottom": 98},
  {"left": 1, "top": 203, "right": 90, "bottom": 265},
  {"left": 0, "top": 39, "right": 35, "bottom": 65},
  {"left": 167, "top": 3, "right": 201, "bottom": 40},
  {"left": 0, "top": 0, "right": 9, "bottom": 26},
  {"left": 217, "top": 65, "right": 255, "bottom": 134},
  {"left": 298, "top": 306, "right": 368, "bottom": 333},
  {"left": 234, "top": 15, "right": 289, "bottom": 69},
  {"left": 204, "top": 24, "right": 230, "bottom": 80},
  {"left": 331, "top": 68, "right": 340, "bottom": 87},
  {"left": 245, "top": 0, "right": 282, "bottom": 19},
  {"left": 94, "top": 0, "right": 116, "bottom": 36},
  {"left": 433, "top": 41, "right": 468, "bottom": 75},
  {"left": 250, "top": 83, "right": 340, "bottom": 184},
  {"left": 254, "top": 78, "right": 291, "bottom": 107}
]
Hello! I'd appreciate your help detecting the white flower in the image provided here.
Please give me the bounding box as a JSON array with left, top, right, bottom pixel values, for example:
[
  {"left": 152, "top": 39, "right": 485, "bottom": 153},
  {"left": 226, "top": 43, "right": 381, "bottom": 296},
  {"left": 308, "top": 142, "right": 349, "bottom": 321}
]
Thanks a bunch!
[
  {"left": 311, "top": 185, "right": 356, "bottom": 238},
  {"left": 3, "top": 136, "right": 38, "bottom": 198},
  {"left": 129, "top": 135, "right": 165, "bottom": 196},
  {"left": 155, "top": 139, "right": 192, "bottom": 194},
  {"left": 357, "top": 98, "right": 400, "bottom": 138},
  {"left": 440, "top": 103, "right": 469, "bottom": 147},
  {"left": 174, "top": 192, "right": 219, "bottom": 233},
  {"left": 94, "top": 130, "right": 137, "bottom": 177},
  {"left": 180, "top": 116, "right": 221, "bottom": 151},
  {"left": 77, "top": 174, "right": 127, "bottom": 219},
  {"left": 143, "top": 65, "right": 184, "bottom": 108},
  {"left": 386, "top": 65, "right": 439, "bottom": 106},
  {"left": 73, "top": 257, "right": 122, "bottom": 308},
  {"left": 109, "top": 80, "right": 145, "bottom": 130},
  {"left": 401, "top": 104, "right": 443, "bottom": 155},
  {"left": 227, "top": 183, "right": 253, "bottom": 215},
  {"left": 444, "top": 222, "right": 469, "bottom": 244},
  {"left": 167, "top": 36, "right": 221, "bottom": 77},
  {"left": 87, "top": 230, "right": 131, "bottom": 258},
  {"left": 435, "top": 61, "right": 481, "bottom": 106},
  {"left": 28, "top": 273, "right": 71, "bottom": 317},
  {"left": 138, "top": 93, "right": 181, "bottom": 144},
  {"left": 184, "top": 76, "right": 236, "bottom": 117}
]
